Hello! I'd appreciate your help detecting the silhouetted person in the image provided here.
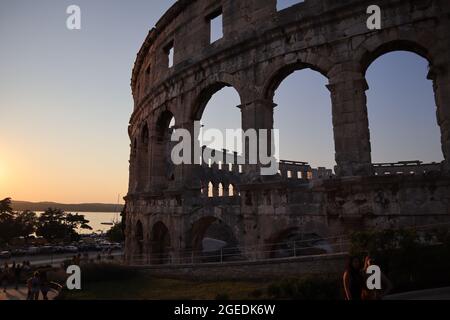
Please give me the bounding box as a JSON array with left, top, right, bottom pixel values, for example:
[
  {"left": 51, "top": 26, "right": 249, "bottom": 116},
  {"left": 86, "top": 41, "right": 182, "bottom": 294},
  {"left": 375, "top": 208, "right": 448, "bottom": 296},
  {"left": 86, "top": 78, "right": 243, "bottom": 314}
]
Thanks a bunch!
[
  {"left": 39, "top": 271, "right": 50, "bottom": 300},
  {"left": 13, "top": 262, "right": 22, "bottom": 289},
  {"left": 343, "top": 256, "right": 364, "bottom": 300},
  {"left": 29, "top": 271, "right": 40, "bottom": 300},
  {"left": 361, "top": 255, "right": 393, "bottom": 300},
  {"left": 2, "top": 262, "right": 10, "bottom": 292}
]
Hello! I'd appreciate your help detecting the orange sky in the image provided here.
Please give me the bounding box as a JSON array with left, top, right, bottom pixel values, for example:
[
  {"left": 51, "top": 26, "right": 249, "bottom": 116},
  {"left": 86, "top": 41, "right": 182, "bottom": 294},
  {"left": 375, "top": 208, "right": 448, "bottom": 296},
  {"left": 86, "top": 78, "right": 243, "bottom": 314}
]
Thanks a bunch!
[{"left": 1, "top": 136, "right": 128, "bottom": 204}]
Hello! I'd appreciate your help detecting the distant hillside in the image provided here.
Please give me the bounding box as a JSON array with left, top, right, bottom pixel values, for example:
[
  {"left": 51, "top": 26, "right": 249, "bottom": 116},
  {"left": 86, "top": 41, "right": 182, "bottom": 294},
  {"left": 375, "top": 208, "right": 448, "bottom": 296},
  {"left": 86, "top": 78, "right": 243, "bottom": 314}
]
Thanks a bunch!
[{"left": 11, "top": 200, "right": 124, "bottom": 213}]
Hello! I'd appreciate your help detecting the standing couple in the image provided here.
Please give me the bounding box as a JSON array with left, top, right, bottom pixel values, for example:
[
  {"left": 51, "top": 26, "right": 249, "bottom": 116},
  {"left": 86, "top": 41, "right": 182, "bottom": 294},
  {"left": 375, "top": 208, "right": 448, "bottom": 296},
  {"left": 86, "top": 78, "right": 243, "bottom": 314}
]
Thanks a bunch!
[{"left": 343, "top": 255, "right": 393, "bottom": 300}]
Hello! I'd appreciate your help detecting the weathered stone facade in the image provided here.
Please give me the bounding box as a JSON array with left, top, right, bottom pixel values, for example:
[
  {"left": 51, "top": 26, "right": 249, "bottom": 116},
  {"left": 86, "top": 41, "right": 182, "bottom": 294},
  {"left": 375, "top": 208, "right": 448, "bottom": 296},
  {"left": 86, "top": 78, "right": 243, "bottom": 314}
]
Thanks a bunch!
[{"left": 124, "top": 0, "right": 450, "bottom": 264}]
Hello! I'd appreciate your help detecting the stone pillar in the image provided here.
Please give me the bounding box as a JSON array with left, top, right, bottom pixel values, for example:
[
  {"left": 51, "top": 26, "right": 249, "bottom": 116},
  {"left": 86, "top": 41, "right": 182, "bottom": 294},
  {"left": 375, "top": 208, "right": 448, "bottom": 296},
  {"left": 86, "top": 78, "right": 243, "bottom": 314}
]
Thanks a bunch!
[
  {"left": 429, "top": 62, "right": 450, "bottom": 173},
  {"left": 181, "top": 120, "right": 203, "bottom": 192},
  {"left": 223, "top": 185, "right": 230, "bottom": 197},
  {"left": 128, "top": 142, "right": 137, "bottom": 194},
  {"left": 327, "top": 66, "right": 372, "bottom": 176},
  {"left": 232, "top": 151, "right": 240, "bottom": 173},
  {"left": 239, "top": 99, "right": 276, "bottom": 176},
  {"left": 124, "top": 211, "right": 133, "bottom": 263},
  {"left": 212, "top": 183, "right": 219, "bottom": 197},
  {"left": 302, "top": 168, "right": 310, "bottom": 180}
]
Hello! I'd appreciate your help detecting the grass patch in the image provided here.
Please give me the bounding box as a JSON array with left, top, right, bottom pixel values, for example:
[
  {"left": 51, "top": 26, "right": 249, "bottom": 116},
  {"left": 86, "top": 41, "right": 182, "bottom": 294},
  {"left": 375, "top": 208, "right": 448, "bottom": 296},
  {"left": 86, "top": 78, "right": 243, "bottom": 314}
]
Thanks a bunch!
[
  {"left": 65, "top": 271, "right": 267, "bottom": 300},
  {"left": 64, "top": 268, "right": 343, "bottom": 300}
]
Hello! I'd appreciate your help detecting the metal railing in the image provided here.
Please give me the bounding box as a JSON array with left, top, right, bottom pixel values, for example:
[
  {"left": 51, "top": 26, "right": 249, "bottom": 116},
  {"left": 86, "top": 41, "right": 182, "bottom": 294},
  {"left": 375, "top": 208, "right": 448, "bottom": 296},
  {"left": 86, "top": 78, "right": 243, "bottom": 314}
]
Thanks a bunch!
[
  {"left": 128, "top": 221, "right": 450, "bottom": 267},
  {"left": 372, "top": 161, "right": 441, "bottom": 176},
  {"left": 129, "top": 235, "right": 351, "bottom": 266}
]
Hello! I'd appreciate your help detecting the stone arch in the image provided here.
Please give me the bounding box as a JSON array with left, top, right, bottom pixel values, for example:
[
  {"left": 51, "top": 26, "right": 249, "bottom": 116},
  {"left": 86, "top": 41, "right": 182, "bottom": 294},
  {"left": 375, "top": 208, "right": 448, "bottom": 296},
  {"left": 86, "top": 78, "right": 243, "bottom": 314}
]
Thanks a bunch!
[
  {"left": 150, "top": 110, "right": 176, "bottom": 187},
  {"left": 359, "top": 39, "right": 433, "bottom": 75},
  {"left": 218, "top": 182, "right": 224, "bottom": 197},
  {"left": 228, "top": 183, "right": 236, "bottom": 197},
  {"left": 207, "top": 181, "right": 214, "bottom": 197},
  {"left": 154, "top": 109, "right": 176, "bottom": 140},
  {"left": 263, "top": 60, "right": 334, "bottom": 169},
  {"left": 136, "top": 123, "right": 150, "bottom": 191},
  {"left": 361, "top": 41, "right": 444, "bottom": 164},
  {"left": 191, "top": 73, "right": 244, "bottom": 121},
  {"left": 190, "top": 78, "right": 244, "bottom": 170},
  {"left": 263, "top": 61, "right": 330, "bottom": 101},
  {"left": 265, "top": 226, "right": 332, "bottom": 259},
  {"left": 186, "top": 216, "right": 241, "bottom": 262},
  {"left": 150, "top": 221, "right": 171, "bottom": 264}
]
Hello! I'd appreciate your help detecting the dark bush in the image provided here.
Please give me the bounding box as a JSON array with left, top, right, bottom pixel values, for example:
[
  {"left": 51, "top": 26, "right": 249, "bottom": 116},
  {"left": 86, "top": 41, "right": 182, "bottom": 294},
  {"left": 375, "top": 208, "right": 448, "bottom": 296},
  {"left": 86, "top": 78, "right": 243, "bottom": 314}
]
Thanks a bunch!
[
  {"left": 350, "top": 228, "right": 450, "bottom": 293},
  {"left": 81, "top": 263, "right": 139, "bottom": 284},
  {"left": 215, "top": 293, "right": 230, "bottom": 300},
  {"left": 267, "top": 276, "right": 341, "bottom": 300},
  {"left": 249, "top": 288, "right": 263, "bottom": 299}
]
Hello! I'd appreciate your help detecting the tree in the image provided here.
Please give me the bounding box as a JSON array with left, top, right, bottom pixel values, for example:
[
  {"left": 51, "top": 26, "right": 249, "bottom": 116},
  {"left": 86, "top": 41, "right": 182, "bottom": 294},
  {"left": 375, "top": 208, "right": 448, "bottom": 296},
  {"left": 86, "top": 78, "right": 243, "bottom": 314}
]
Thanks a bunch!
[
  {"left": 65, "top": 213, "right": 92, "bottom": 232},
  {"left": 120, "top": 203, "right": 126, "bottom": 234},
  {"left": 106, "top": 222, "right": 124, "bottom": 243},
  {"left": 0, "top": 197, "right": 15, "bottom": 244},
  {"left": 36, "top": 208, "right": 92, "bottom": 243},
  {"left": 12, "top": 210, "right": 37, "bottom": 240},
  {"left": 0, "top": 197, "right": 13, "bottom": 220}
]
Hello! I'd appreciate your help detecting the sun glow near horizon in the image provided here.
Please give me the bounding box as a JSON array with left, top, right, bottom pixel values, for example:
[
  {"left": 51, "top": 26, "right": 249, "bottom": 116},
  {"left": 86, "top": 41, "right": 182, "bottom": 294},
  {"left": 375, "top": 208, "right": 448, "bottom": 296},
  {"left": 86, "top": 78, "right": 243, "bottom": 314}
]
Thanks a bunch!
[{"left": 0, "top": 158, "right": 10, "bottom": 198}]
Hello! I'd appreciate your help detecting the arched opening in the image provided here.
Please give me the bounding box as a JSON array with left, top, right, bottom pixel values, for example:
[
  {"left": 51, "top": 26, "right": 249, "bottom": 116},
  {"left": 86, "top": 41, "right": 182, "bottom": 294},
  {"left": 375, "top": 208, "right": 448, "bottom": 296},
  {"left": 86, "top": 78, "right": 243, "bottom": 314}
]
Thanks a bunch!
[
  {"left": 218, "top": 183, "right": 224, "bottom": 197},
  {"left": 135, "top": 220, "right": 144, "bottom": 257},
  {"left": 207, "top": 182, "right": 214, "bottom": 198},
  {"left": 269, "top": 65, "right": 335, "bottom": 174},
  {"left": 194, "top": 84, "right": 242, "bottom": 166},
  {"left": 136, "top": 124, "right": 149, "bottom": 191},
  {"left": 151, "top": 110, "right": 176, "bottom": 187},
  {"left": 365, "top": 50, "right": 443, "bottom": 168},
  {"left": 187, "top": 217, "right": 241, "bottom": 262},
  {"left": 150, "top": 222, "right": 171, "bottom": 265},
  {"left": 266, "top": 228, "right": 332, "bottom": 259},
  {"left": 228, "top": 184, "right": 234, "bottom": 197}
]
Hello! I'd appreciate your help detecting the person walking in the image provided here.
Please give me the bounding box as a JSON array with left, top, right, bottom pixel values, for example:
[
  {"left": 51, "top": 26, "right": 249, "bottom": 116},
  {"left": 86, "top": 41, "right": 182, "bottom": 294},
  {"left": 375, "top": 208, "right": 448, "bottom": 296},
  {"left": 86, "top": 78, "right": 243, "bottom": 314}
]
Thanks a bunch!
[
  {"left": 39, "top": 271, "right": 50, "bottom": 300},
  {"left": 13, "top": 262, "right": 22, "bottom": 289},
  {"left": 2, "top": 262, "right": 10, "bottom": 292},
  {"left": 343, "top": 256, "right": 364, "bottom": 300},
  {"left": 30, "top": 271, "right": 41, "bottom": 300},
  {"left": 26, "top": 276, "right": 33, "bottom": 300}
]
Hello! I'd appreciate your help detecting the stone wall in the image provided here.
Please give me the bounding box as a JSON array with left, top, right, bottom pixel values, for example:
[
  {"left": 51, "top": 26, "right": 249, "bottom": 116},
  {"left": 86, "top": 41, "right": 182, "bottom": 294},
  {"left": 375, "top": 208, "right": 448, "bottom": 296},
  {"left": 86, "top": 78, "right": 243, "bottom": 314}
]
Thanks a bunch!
[
  {"left": 135, "top": 253, "right": 347, "bottom": 281},
  {"left": 124, "top": 0, "right": 450, "bottom": 264}
]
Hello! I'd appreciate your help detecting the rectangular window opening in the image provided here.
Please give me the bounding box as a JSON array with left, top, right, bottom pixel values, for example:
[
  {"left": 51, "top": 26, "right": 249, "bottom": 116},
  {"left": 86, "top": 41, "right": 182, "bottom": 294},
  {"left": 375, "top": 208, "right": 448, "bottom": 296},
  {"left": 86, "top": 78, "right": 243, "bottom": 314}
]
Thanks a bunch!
[
  {"left": 165, "top": 41, "right": 174, "bottom": 68},
  {"left": 277, "top": 0, "right": 304, "bottom": 11},
  {"left": 208, "top": 10, "right": 223, "bottom": 44}
]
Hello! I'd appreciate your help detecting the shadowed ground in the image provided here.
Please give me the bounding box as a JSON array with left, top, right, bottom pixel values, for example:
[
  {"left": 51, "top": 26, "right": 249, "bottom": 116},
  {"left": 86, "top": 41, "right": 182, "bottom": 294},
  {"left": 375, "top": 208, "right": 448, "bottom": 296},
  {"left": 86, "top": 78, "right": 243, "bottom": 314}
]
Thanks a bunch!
[
  {"left": 385, "top": 287, "right": 450, "bottom": 300},
  {"left": 0, "top": 286, "right": 58, "bottom": 300}
]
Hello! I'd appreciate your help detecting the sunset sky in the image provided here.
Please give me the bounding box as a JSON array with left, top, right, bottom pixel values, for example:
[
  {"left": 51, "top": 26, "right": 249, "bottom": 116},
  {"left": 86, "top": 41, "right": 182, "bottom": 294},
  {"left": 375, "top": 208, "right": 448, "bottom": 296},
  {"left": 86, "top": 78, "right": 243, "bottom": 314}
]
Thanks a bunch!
[{"left": 0, "top": 0, "right": 443, "bottom": 204}]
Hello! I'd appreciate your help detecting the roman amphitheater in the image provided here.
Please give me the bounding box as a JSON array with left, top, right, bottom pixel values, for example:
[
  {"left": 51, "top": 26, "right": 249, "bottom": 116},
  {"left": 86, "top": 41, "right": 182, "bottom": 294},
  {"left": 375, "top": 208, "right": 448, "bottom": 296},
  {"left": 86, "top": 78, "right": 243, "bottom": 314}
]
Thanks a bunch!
[{"left": 124, "top": 0, "right": 450, "bottom": 267}]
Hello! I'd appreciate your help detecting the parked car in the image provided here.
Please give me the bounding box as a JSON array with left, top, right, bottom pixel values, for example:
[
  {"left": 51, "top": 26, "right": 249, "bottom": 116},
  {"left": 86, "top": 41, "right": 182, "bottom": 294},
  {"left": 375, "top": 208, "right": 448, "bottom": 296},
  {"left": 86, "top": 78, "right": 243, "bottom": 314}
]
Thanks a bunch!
[
  {"left": 11, "top": 248, "right": 27, "bottom": 257},
  {"left": 0, "top": 251, "right": 12, "bottom": 259},
  {"left": 51, "top": 246, "right": 66, "bottom": 254},
  {"left": 39, "top": 246, "right": 54, "bottom": 254},
  {"left": 110, "top": 243, "right": 123, "bottom": 250},
  {"left": 64, "top": 246, "right": 78, "bottom": 253},
  {"left": 77, "top": 243, "right": 97, "bottom": 252},
  {"left": 26, "top": 247, "right": 40, "bottom": 255}
]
